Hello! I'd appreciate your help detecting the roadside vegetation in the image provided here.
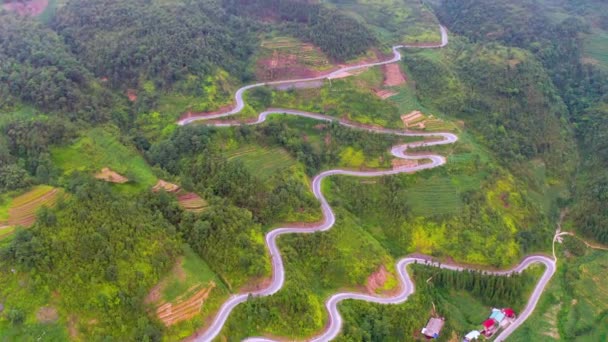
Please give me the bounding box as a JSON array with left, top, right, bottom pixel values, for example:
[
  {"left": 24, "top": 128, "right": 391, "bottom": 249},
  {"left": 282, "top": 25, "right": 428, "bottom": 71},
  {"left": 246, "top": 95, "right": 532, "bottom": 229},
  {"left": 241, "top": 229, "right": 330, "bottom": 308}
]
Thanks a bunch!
[
  {"left": 1, "top": 0, "right": 607, "bottom": 340},
  {"left": 511, "top": 238, "right": 608, "bottom": 341}
]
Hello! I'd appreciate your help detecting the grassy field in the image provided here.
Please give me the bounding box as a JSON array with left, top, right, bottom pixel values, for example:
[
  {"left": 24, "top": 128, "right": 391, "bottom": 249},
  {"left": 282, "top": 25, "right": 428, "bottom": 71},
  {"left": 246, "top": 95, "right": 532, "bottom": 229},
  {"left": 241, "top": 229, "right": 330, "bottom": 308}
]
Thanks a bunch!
[
  {"left": 511, "top": 243, "right": 608, "bottom": 341},
  {"left": 406, "top": 176, "right": 463, "bottom": 215},
  {"left": 224, "top": 144, "right": 298, "bottom": 180},
  {"left": 584, "top": 29, "right": 608, "bottom": 71},
  {"left": 51, "top": 127, "right": 157, "bottom": 192}
]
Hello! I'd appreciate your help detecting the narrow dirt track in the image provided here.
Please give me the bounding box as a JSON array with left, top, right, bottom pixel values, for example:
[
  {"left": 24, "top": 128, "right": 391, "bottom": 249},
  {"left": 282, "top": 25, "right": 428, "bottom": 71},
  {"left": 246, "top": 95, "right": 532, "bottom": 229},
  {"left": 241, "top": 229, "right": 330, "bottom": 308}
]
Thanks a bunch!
[{"left": 181, "top": 25, "right": 557, "bottom": 342}]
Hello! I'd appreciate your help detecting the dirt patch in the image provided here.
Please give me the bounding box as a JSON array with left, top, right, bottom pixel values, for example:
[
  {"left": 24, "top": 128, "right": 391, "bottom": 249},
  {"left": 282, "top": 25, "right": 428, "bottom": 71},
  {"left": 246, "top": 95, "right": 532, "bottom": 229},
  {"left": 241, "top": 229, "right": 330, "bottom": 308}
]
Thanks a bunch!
[
  {"left": 3, "top": 0, "right": 48, "bottom": 16},
  {"left": 238, "top": 276, "right": 270, "bottom": 294},
  {"left": 8, "top": 188, "right": 59, "bottom": 227},
  {"left": 366, "top": 265, "right": 389, "bottom": 294},
  {"left": 177, "top": 192, "right": 208, "bottom": 213},
  {"left": 95, "top": 168, "right": 128, "bottom": 184},
  {"left": 36, "top": 306, "right": 58, "bottom": 323},
  {"left": 178, "top": 104, "right": 234, "bottom": 123},
  {"left": 152, "top": 179, "right": 180, "bottom": 193},
  {"left": 401, "top": 110, "right": 425, "bottom": 128},
  {"left": 500, "top": 192, "right": 510, "bottom": 208},
  {"left": 68, "top": 315, "right": 79, "bottom": 340},
  {"left": 374, "top": 89, "right": 398, "bottom": 99},
  {"left": 383, "top": 63, "right": 406, "bottom": 87},
  {"left": 126, "top": 89, "right": 138, "bottom": 102},
  {"left": 391, "top": 159, "right": 418, "bottom": 171},
  {"left": 156, "top": 282, "right": 216, "bottom": 326}
]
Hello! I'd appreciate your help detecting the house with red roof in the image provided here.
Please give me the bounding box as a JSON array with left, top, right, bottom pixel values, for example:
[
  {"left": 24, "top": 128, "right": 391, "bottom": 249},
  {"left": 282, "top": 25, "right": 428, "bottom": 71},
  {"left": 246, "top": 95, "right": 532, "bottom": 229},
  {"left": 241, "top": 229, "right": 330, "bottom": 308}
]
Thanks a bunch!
[{"left": 482, "top": 318, "right": 497, "bottom": 337}]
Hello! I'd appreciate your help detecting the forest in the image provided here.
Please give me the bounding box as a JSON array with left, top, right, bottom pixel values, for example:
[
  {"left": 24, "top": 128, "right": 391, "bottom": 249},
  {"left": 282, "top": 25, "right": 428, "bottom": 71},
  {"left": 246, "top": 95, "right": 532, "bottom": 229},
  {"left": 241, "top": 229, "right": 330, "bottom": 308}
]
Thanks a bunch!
[{"left": 0, "top": 0, "right": 607, "bottom": 340}]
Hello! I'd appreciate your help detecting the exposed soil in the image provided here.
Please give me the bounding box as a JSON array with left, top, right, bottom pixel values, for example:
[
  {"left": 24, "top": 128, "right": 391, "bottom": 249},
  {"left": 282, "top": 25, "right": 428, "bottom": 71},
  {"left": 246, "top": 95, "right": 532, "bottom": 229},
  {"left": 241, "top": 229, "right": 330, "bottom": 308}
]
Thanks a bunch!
[
  {"left": 36, "top": 306, "right": 58, "bottom": 323},
  {"left": 178, "top": 104, "right": 234, "bottom": 122},
  {"left": 3, "top": 0, "right": 48, "bottom": 16},
  {"left": 365, "top": 265, "right": 389, "bottom": 294},
  {"left": 126, "top": 89, "right": 138, "bottom": 102},
  {"left": 374, "top": 89, "right": 397, "bottom": 99},
  {"left": 256, "top": 48, "right": 389, "bottom": 82},
  {"left": 391, "top": 159, "right": 418, "bottom": 170},
  {"left": 68, "top": 315, "right": 80, "bottom": 340},
  {"left": 152, "top": 179, "right": 180, "bottom": 193},
  {"left": 95, "top": 168, "right": 128, "bottom": 184},
  {"left": 177, "top": 192, "right": 208, "bottom": 213},
  {"left": 383, "top": 63, "right": 406, "bottom": 87},
  {"left": 8, "top": 188, "right": 59, "bottom": 227},
  {"left": 500, "top": 192, "right": 510, "bottom": 208},
  {"left": 156, "top": 282, "right": 216, "bottom": 326}
]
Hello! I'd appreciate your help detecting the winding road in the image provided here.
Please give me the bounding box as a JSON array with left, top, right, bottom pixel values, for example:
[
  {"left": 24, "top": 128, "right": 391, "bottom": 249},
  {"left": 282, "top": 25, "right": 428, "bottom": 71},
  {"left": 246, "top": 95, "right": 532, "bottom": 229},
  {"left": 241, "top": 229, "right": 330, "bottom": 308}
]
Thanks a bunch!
[{"left": 181, "top": 25, "right": 557, "bottom": 342}]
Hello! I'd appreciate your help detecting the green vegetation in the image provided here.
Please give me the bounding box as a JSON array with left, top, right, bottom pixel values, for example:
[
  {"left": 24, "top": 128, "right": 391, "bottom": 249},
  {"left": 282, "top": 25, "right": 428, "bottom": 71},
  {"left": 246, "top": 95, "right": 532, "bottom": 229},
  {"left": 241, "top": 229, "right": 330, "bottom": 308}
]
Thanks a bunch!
[
  {"left": 328, "top": 0, "right": 441, "bottom": 45},
  {"left": 51, "top": 127, "right": 157, "bottom": 192},
  {"left": 264, "top": 68, "right": 403, "bottom": 128},
  {"left": 0, "top": 178, "right": 180, "bottom": 340},
  {"left": 584, "top": 30, "right": 608, "bottom": 70},
  {"left": 511, "top": 239, "right": 608, "bottom": 341},
  {"left": 2, "top": 0, "right": 608, "bottom": 340},
  {"left": 224, "top": 145, "right": 297, "bottom": 181},
  {"left": 337, "top": 264, "right": 541, "bottom": 341}
]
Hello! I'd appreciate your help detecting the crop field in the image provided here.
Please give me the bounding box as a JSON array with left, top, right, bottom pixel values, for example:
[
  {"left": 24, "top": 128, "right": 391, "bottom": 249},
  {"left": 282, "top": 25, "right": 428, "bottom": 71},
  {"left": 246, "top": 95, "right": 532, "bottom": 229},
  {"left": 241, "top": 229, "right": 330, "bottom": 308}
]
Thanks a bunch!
[
  {"left": 584, "top": 29, "right": 608, "bottom": 70},
  {"left": 406, "top": 176, "right": 463, "bottom": 215},
  {"left": 225, "top": 144, "right": 297, "bottom": 180},
  {"left": 51, "top": 127, "right": 157, "bottom": 192},
  {"left": 256, "top": 35, "right": 332, "bottom": 81},
  {"left": 7, "top": 185, "right": 61, "bottom": 228},
  {"left": 150, "top": 245, "right": 230, "bottom": 340},
  {"left": 177, "top": 193, "right": 208, "bottom": 213}
]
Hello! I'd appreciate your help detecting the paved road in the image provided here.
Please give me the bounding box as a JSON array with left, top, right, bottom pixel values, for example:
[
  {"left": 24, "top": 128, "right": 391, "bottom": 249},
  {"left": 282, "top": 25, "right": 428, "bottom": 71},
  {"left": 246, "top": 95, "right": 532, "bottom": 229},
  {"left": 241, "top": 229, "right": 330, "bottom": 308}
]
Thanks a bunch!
[{"left": 182, "top": 25, "right": 556, "bottom": 342}]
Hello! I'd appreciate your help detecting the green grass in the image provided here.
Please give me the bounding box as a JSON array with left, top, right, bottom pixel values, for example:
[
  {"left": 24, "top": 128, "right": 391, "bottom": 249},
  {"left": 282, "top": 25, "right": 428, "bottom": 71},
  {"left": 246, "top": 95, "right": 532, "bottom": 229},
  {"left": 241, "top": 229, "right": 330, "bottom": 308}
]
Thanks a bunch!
[
  {"left": 406, "top": 176, "right": 463, "bottom": 215},
  {"left": 0, "top": 192, "right": 14, "bottom": 223},
  {"left": 224, "top": 144, "right": 298, "bottom": 180},
  {"left": 51, "top": 127, "right": 157, "bottom": 192},
  {"left": 511, "top": 245, "right": 608, "bottom": 341},
  {"left": 162, "top": 244, "right": 226, "bottom": 303},
  {"left": 584, "top": 29, "right": 608, "bottom": 70}
]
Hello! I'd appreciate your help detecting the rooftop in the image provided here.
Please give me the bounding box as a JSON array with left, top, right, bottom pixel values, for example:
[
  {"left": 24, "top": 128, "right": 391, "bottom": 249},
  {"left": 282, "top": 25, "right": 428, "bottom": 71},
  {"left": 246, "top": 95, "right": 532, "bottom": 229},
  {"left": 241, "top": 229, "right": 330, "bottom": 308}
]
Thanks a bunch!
[{"left": 421, "top": 317, "right": 445, "bottom": 338}]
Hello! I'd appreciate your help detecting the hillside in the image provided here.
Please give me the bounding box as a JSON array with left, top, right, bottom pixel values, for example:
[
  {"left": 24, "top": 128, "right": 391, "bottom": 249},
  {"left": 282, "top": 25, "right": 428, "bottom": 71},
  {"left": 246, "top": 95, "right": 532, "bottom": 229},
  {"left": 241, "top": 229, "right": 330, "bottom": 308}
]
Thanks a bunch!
[{"left": 0, "top": 0, "right": 606, "bottom": 341}]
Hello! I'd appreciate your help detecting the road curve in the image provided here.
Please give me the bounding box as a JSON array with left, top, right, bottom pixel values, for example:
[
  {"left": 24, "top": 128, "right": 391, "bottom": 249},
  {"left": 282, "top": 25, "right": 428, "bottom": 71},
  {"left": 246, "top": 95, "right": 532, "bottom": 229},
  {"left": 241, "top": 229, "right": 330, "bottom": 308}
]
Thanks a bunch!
[{"left": 182, "top": 25, "right": 556, "bottom": 342}]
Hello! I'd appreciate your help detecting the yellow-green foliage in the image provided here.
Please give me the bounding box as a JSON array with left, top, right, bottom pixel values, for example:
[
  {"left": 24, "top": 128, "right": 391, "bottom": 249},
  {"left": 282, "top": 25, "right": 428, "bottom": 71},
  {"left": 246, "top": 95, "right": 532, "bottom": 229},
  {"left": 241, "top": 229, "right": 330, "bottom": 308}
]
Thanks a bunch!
[{"left": 339, "top": 147, "right": 365, "bottom": 168}]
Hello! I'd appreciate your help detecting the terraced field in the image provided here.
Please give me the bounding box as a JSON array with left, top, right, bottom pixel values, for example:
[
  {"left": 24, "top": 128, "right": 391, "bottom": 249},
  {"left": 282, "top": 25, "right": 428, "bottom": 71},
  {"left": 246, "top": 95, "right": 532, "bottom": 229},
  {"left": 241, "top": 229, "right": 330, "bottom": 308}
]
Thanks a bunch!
[
  {"left": 225, "top": 145, "right": 297, "bottom": 180},
  {"left": 257, "top": 35, "right": 332, "bottom": 81},
  {"left": 406, "top": 177, "right": 462, "bottom": 215},
  {"left": 1, "top": 186, "right": 62, "bottom": 231},
  {"left": 177, "top": 193, "right": 208, "bottom": 213}
]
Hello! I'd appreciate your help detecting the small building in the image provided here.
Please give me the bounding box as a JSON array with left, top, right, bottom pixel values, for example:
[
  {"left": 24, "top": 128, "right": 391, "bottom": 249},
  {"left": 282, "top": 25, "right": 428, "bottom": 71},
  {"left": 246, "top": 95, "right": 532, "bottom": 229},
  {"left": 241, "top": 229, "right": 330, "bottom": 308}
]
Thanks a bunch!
[
  {"left": 482, "top": 318, "right": 497, "bottom": 337},
  {"left": 490, "top": 308, "right": 506, "bottom": 324},
  {"left": 463, "top": 330, "right": 480, "bottom": 341},
  {"left": 421, "top": 317, "right": 445, "bottom": 339},
  {"left": 503, "top": 308, "right": 516, "bottom": 318}
]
